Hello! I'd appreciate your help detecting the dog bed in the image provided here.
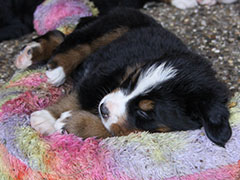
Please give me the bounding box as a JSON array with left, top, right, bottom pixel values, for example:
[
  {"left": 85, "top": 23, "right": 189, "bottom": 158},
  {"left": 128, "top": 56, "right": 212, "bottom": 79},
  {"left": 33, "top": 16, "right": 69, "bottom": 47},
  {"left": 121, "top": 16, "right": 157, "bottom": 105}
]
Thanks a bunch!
[{"left": 0, "top": 69, "right": 239, "bottom": 180}]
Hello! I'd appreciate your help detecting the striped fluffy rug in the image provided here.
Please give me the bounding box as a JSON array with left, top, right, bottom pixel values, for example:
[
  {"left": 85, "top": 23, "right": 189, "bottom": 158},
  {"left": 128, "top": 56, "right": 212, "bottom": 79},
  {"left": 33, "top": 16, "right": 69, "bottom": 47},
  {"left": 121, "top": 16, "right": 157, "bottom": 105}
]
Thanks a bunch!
[{"left": 0, "top": 69, "right": 240, "bottom": 180}]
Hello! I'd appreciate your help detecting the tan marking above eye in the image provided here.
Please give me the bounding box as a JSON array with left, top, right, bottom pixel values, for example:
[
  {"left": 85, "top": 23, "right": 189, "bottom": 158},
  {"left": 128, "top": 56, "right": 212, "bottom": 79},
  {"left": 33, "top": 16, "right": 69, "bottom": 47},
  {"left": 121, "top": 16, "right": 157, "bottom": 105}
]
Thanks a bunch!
[
  {"left": 139, "top": 99, "right": 155, "bottom": 111},
  {"left": 112, "top": 88, "right": 120, "bottom": 93},
  {"left": 121, "top": 64, "right": 143, "bottom": 84}
]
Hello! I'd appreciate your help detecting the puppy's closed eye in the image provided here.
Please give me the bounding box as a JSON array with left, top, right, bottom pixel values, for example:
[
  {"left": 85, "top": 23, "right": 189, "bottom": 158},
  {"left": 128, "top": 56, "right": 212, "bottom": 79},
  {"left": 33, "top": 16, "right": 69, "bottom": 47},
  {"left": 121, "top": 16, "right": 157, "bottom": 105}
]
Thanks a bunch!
[{"left": 137, "top": 110, "right": 149, "bottom": 120}]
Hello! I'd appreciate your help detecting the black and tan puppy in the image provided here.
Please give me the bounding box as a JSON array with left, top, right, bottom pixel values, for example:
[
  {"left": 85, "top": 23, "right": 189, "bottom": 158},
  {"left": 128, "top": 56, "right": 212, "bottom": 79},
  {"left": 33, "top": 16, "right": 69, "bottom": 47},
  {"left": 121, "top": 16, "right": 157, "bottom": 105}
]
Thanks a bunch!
[{"left": 16, "top": 8, "right": 231, "bottom": 146}]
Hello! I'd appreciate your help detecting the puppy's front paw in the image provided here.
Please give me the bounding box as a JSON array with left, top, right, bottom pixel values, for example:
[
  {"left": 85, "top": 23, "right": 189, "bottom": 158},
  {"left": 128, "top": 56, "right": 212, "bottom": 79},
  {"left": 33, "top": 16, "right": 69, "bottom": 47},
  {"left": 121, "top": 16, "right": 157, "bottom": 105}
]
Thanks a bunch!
[
  {"left": 46, "top": 66, "right": 66, "bottom": 86},
  {"left": 30, "top": 110, "right": 57, "bottom": 135},
  {"left": 171, "top": 0, "right": 198, "bottom": 9},
  {"left": 54, "top": 111, "right": 72, "bottom": 133}
]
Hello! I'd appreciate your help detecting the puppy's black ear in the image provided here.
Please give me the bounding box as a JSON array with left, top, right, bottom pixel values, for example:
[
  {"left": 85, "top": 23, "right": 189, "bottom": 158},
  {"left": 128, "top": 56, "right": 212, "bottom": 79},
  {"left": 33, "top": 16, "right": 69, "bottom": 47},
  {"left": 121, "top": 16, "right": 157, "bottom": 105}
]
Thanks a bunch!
[{"left": 202, "top": 102, "right": 232, "bottom": 147}]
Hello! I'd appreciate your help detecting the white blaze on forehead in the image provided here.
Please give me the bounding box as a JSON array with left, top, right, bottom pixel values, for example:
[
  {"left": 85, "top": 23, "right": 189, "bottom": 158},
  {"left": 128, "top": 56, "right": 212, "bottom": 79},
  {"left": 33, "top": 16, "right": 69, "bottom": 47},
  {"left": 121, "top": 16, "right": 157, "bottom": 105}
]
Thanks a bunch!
[
  {"left": 129, "top": 62, "right": 177, "bottom": 98},
  {"left": 99, "top": 62, "right": 177, "bottom": 131}
]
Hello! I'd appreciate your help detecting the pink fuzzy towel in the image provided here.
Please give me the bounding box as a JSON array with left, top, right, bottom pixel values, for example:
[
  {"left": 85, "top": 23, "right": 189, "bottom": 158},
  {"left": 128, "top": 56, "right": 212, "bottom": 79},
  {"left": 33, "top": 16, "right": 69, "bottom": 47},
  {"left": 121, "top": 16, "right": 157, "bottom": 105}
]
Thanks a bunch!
[{"left": 34, "top": 0, "right": 98, "bottom": 35}]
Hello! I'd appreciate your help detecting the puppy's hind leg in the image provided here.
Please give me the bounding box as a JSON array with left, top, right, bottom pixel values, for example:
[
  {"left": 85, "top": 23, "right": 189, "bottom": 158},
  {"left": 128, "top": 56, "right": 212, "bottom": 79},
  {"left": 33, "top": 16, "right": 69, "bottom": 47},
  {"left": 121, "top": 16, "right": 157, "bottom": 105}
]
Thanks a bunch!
[
  {"left": 30, "top": 92, "right": 80, "bottom": 135},
  {"left": 15, "top": 30, "right": 65, "bottom": 69},
  {"left": 46, "top": 27, "right": 128, "bottom": 86}
]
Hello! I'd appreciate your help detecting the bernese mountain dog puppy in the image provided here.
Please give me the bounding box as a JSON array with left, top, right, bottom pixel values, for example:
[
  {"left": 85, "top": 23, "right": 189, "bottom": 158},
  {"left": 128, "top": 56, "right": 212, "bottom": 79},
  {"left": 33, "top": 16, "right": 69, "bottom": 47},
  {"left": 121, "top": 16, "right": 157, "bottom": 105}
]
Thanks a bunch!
[{"left": 16, "top": 8, "right": 231, "bottom": 147}]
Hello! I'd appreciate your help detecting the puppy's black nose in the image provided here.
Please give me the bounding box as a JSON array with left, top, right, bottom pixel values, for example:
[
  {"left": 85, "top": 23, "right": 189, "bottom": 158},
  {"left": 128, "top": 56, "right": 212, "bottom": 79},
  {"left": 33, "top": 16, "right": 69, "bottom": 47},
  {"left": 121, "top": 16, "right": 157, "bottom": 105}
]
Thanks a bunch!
[{"left": 100, "top": 103, "right": 109, "bottom": 119}]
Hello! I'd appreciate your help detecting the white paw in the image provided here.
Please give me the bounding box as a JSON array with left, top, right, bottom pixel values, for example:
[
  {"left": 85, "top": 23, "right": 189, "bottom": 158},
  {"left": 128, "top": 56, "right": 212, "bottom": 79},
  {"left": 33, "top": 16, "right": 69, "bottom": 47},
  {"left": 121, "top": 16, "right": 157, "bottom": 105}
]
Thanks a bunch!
[
  {"left": 197, "top": 0, "right": 216, "bottom": 5},
  {"left": 171, "top": 0, "right": 198, "bottom": 9},
  {"left": 54, "top": 111, "right": 72, "bottom": 133},
  {"left": 15, "top": 42, "right": 40, "bottom": 69},
  {"left": 30, "top": 110, "right": 57, "bottom": 135},
  {"left": 46, "top": 66, "right": 66, "bottom": 86},
  {"left": 217, "top": 0, "right": 237, "bottom": 3}
]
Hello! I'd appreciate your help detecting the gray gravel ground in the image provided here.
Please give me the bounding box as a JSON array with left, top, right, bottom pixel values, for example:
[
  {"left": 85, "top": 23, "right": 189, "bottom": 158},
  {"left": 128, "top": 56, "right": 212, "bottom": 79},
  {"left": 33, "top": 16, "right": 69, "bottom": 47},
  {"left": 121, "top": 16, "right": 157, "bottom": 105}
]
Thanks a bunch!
[{"left": 0, "top": 2, "right": 239, "bottom": 95}]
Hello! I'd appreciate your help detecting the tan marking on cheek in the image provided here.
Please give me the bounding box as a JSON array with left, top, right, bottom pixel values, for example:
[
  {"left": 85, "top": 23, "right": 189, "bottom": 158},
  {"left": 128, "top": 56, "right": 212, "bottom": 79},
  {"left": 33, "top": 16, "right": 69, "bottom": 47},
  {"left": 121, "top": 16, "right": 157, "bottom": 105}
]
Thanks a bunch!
[
  {"left": 155, "top": 126, "right": 171, "bottom": 132},
  {"left": 110, "top": 124, "right": 132, "bottom": 136},
  {"left": 139, "top": 100, "right": 155, "bottom": 111},
  {"left": 109, "top": 115, "right": 136, "bottom": 136}
]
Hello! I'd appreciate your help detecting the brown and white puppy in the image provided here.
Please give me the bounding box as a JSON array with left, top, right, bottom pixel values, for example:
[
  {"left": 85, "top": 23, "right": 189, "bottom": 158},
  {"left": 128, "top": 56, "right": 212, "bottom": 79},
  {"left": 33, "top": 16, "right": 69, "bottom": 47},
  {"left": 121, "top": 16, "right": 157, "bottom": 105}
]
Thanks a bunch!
[{"left": 25, "top": 8, "right": 231, "bottom": 146}]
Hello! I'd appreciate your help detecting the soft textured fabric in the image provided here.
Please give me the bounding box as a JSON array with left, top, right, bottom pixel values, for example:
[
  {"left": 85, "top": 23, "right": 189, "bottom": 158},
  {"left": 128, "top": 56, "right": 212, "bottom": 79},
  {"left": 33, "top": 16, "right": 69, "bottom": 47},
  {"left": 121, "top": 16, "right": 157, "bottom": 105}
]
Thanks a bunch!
[
  {"left": 0, "top": 69, "right": 239, "bottom": 180},
  {"left": 34, "top": 0, "right": 98, "bottom": 35}
]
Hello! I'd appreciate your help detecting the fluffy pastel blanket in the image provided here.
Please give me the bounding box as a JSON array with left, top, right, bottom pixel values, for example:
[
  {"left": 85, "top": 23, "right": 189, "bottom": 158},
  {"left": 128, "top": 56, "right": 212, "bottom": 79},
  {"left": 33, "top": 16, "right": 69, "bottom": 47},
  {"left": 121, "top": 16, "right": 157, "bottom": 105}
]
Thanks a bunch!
[
  {"left": 0, "top": 69, "right": 239, "bottom": 180},
  {"left": 34, "top": 0, "right": 99, "bottom": 35}
]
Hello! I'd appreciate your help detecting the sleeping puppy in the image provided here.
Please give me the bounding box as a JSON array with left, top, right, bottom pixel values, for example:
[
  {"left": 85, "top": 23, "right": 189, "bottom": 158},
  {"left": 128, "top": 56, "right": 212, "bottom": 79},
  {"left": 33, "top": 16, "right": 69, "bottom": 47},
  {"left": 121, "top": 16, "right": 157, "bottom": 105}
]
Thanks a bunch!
[{"left": 16, "top": 8, "right": 231, "bottom": 147}]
